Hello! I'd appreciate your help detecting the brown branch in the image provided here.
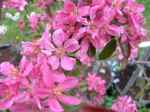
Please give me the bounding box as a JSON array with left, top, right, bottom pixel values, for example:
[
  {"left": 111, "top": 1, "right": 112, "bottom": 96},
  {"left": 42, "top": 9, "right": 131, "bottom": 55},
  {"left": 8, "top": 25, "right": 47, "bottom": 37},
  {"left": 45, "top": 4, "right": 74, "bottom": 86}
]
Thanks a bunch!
[{"left": 121, "top": 65, "right": 144, "bottom": 95}]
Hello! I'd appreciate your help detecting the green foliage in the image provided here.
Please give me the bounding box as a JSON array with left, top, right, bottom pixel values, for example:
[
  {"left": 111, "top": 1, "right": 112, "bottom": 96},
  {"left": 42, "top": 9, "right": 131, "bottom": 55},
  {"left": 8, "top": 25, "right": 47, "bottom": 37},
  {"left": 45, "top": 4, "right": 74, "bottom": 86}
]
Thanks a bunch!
[
  {"left": 139, "top": 106, "right": 150, "bottom": 112},
  {"left": 137, "top": 0, "right": 150, "bottom": 36},
  {"left": 104, "top": 96, "right": 115, "bottom": 108},
  {"left": 98, "top": 38, "right": 117, "bottom": 60}
]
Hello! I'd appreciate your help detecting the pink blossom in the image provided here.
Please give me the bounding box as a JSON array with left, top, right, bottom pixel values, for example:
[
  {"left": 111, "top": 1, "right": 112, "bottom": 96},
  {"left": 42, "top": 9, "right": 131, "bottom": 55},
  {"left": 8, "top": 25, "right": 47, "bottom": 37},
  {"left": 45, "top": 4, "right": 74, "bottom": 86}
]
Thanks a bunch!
[
  {"left": 76, "top": 38, "right": 94, "bottom": 66},
  {"left": 0, "top": 57, "right": 33, "bottom": 84},
  {"left": 112, "top": 96, "right": 137, "bottom": 112},
  {"left": 18, "top": 18, "right": 25, "bottom": 31},
  {"left": 19, "top": 56, "right": 34, "bottom": 77},
  {"left": 21, "top": 40, "right": 41, "bottom": 57},
  {"left": 53, "top": 0, "right": 90, "bottom": 34},
  {"left": 37, "top": 0, "right": 54, "bottom": 9},
  {"left": 0, "top": 62, "right": 18, "bottom": 77},
  {"left": 0, "top": 83, "right": 19, "bottom": 110},
  {"left": 29, "top": 12, "right": 40, "bottom": 32},
  {"left": 0, "top": 0, "right": 147, "bottom": 111},
  {"left": 87, "top": 73, "right": 106, "bottom": 96},
  {"left": 53, "top": 12, "right": 77, "bottom": 35},
  {"left": 40, "top": 61, "right": 66, "bottom": 87},
  {"left": 3, "top": 0, "right": 27, "bottom": 11},
  {"left": 41, "top": 28, "right": 80, "bottom": 71},
  {"left": 62, "top": 0, "right": 147, "bottom": 58},
  {"left": 10, "top": 101, "right": 40, "bottom": 112},
  {"left": 34, "top": 76, "right": 81, "bottom": 112}
]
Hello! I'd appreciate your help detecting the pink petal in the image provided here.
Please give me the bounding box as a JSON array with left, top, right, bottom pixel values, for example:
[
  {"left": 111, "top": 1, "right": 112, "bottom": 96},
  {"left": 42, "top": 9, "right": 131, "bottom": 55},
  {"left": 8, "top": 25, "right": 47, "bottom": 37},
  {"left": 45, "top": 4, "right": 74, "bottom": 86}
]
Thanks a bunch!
[
  {"left": 0, "top": 100, "right": 14, "bottom": 110},
  {"left": 92, "top": 0, "right": 105, "bottom": 6},
  {"left": 90, "top": 5, "right": 101, "bottom": 20},
  {"left": 78, "top": 6, "right": 90, "bottom": 17},
  {"left": 102, "top": 6, "right": 116, "bottom": 24},
  {"left": 128, "top": 13, "right": 140, "bottom": 32},
  {"left": 41, "top": 63, "right": 53, "bottom": 87},
  {"left": 10, "top": 101, "right": 39, "bottom": 112},
  {"left": 61, "top": 56, "right": 76, "bottom": 71},
  {"left": 22, "top": 62, "right": 33, "bottom": 76},
  {"left": 64, "top": 0, "right": 76, "bottom": 13},
  {"left": 13, "top": 93, "right": 30, "bottom": 103},
  {"left": 52, "top": 70, "right": 66, "bottom": 83},
  {"left": 52, "top": 29, "right": 67, "bottom": 47},
  {"left": 40, "top": 26, "right": 52, "bottom": 49},
  {"left": 60, "top": 76, "right": 79, "bottom": 91},
  {"left": 107, "top": 25, "right": 124, "bottom": 37},
  {"left": 136, "top": 3, "right": 145, "bottom": 13},
  {"left": 33, "top": 87, "right": 49, "bottom": 99},
  {"left": 90, "top": 35, "right": 102, "bottom": 49},
  {"left": 58, "top": 95, "right": 81, "bottom": 105},
  {"left": 37, "top": 53, "right": 48, "bottom": 65},
  {"left": 48, "top": 99, "right": 64, "bottom": 112},
  {"left": 64, "top": 39, "right": 80, "bottom": 52},
  {"left": 48, "top": 55, "right": 59, "bottom": 70},
  {"left": 19, "top": 56, "right": 28, "bottom": 70},
  {"left": 0, "top": 62, "right": 16, "bottom": 76},
  {"left": 41, "top": 61, "right": 65, "bottom": 84},
  {"left": 80, "top": 38, "right": 89, "bottom": 53}
]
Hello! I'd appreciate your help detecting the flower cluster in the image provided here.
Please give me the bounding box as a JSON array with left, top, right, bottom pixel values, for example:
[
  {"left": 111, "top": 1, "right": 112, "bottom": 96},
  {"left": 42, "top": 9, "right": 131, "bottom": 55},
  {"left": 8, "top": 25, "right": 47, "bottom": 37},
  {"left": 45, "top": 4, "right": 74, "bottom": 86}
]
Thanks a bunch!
[
  {"left": 52, "top": 0, "right": 147, "bottom": 59},
  {"left": 87, "top": 73, "right": 106, "bottom": 96},
  {"left": 0, "top": 0, "right": 146, "bottom": 111},
  {"left": 28, "top": 12, "right": 41, "bottom": 32},
  {"left": 3, "top": 0, "right": 27, "bottom": 11},
  {"left": 112, "top": 96, "right": 137, "bottom": 112},
  {"left": 0, "top": 57, "right": 81, "bottom": 112},
  {"left": 36, "top": 0, "right": 54, "bottom": 9}
]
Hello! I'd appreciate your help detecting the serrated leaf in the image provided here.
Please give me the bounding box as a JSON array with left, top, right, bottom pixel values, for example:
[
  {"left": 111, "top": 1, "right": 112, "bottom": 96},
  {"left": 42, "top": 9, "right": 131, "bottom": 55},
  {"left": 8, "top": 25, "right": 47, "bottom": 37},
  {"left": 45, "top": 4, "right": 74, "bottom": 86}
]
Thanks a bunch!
[{"left": 98, "top": 38, "right": 117, "bottom": 60}]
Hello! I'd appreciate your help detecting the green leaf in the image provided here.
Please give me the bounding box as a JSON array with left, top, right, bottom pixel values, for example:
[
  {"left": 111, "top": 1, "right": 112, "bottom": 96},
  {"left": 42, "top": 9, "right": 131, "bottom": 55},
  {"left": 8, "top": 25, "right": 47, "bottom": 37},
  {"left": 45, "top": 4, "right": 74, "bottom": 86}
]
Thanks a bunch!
[
  {"left": 98, "top": 38, "right": 117, "bottom": 60},
  {"left": 70, "top": 69, "right": 81, "bottom": 76},
  {"left": 88, "top": 45, "right": 96, "bottom": 57}
]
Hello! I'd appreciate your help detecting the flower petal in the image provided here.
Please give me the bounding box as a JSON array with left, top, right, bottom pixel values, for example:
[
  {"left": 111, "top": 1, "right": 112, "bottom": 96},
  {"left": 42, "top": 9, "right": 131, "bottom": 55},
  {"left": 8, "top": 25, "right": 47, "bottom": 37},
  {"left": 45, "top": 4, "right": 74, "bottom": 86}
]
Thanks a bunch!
[
  {"left": 64, "top": 39, "right": 80, "bottom": 52},
  {"left": 19, "top": 56, "right": 28, "bottom": 70},
  {"left": 41, "top": 61, "right": 65, "bottom": 84},
  {"left": 41, "top": 63, "right": 53, "bottom": 87},
  {"left": 58, "top": 95, "right": 81, "bottom": 105},
  {"left": 78, "top": 6, "right": 90, "bottom": 17},
  {"left": 107, "top": 25, "right": 124, "bottom": 37},
  {"left": 48, "top": 55, "right": 59, "bottom": 70},
  {"left": 10, "top": 101, "right": 39, "bottom": 112},
  {"left": 64, "top": 0, "right": 76, "bottom": 13},
  {"left": 48, "top": 99, "right": 64, "bottom": 112},
  {"left": 60, "top": 76, "right": 79, "bottom": 91},
  {"left": 42, "top": 65, "right": 65, "bottom": 87},
  {"left": 61, "top": 56, "right": 76, "bottom": 71},
  {"left": 52, "top": 70, "right": 66, "bottom": 83},
  {"left": 0, "top": 100, "right": 15, "bottom": 110},
  {"left": 22, "top": 63, "right": 33, "bottom": 76},
  {"left": 40, "top": 26, "right": 52, "bottom": 49},
  {"left": 0, "top": 62, "right": 17, "bottom": 76},
  {"left": 52, "top": 29, "right": 67, "bottom": 47}
]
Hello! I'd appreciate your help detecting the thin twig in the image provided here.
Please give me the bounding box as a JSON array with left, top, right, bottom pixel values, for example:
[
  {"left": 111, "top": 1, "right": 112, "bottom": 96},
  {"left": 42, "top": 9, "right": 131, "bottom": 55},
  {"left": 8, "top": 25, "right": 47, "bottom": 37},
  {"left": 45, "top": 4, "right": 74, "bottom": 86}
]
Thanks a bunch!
[
  {"left": 121, "top": 65, "right": 144, "bottom": 95},
  {"left": 135, "top": 61, "right": 150, "bottom": 65}
]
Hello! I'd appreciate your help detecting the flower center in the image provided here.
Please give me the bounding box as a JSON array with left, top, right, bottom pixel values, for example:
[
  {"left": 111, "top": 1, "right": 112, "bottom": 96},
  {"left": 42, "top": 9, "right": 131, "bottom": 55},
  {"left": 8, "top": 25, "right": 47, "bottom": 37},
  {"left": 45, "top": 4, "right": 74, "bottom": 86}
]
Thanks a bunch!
[
  {"left": 0, "top": 90, "right": 11, "bottom": 101},
  {"left": 33, "top": 46, "right": 41, "bottom": 55},
  {"left": 53, "top": 87, "right": 63, "bottom": 96},
  {"left": 89, "top": 21, "right": 97, "bottom": 32},
  {"left": 11, "top": 68, "right": 19, "bottom": 76},
  {"left": 56, "top": 47, "right": 66, "bottom": 58}
]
